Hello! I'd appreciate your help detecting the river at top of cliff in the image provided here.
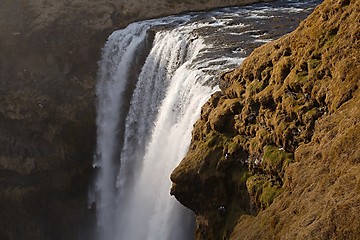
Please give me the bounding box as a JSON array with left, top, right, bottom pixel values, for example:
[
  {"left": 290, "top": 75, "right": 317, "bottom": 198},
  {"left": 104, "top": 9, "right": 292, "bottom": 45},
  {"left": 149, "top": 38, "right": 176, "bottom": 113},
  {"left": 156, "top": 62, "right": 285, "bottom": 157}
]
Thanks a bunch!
[{"left": 90, "top": 1, "right": 321, "bottom": 240}]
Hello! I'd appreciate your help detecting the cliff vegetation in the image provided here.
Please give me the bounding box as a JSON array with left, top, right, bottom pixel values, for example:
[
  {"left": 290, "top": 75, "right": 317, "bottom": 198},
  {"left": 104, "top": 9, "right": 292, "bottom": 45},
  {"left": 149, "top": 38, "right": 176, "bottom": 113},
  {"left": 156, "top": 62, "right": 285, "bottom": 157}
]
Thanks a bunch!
[{"left": 171, "top": 0, "right": 360, "bottom": 239}]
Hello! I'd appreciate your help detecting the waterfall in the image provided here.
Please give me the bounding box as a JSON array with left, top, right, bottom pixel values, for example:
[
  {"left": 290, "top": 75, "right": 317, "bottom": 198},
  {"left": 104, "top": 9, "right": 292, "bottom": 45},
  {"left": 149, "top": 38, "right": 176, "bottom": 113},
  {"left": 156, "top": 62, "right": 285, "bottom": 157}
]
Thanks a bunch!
[
  {"left": 93, "top": 17, "right": 219, "bottom": 240},
  {"left": 115, "top": 32, "right": 212, "bottom": 240},
  {"left": 114, "top": 25, "right": 214, "bottom": 240},
  {"left": 91, "top": 1, "right": 320, "bottom": 239},
  {"left": 94, "top": 22, "right": 151, "bottom": 240}
]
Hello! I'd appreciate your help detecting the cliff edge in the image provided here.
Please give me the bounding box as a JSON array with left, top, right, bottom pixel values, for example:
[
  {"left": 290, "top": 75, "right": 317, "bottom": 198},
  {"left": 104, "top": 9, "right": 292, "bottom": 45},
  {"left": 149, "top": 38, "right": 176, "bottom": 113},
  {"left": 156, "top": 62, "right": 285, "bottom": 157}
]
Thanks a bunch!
[{"left": 171, "top": 0, "right": 360, "bottom": 239}]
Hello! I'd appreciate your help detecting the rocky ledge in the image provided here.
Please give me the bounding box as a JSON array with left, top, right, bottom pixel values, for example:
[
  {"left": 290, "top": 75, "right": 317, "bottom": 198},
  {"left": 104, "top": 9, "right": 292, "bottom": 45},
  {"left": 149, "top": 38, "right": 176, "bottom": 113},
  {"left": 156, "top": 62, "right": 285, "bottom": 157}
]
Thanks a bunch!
[{"left": 171, "top": 0, "right": 360, "bottom": 239}]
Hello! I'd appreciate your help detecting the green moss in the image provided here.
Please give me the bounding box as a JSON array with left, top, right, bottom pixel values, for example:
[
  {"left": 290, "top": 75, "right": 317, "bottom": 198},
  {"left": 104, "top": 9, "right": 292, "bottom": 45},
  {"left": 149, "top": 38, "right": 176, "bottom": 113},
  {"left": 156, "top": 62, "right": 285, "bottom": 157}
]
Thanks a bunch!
[
  {"left": 318, "top": 28, "right": 338, "bottom": 49},
  {"left": 285, "top": 95, "right": 301, "bottom": 111},
  {"left": 296, "top": 71, "right": 308, "bottom": 83},
  {"left": 261, "top": 66, "right": 273, "bottom": 82},
  {"left": 222, "top": 98, "right": 243, "bottom": 114},
  {"left": 247, "top": 80, "right": 264, "bottom": 95},
  {"left": 249, "top": 138, "right": 260, "bottom": 154},
  {"left": 308, "top": 59, "right": 321, "bottom": 69},
  {"left": 232, "top": 169, "right": 251, "bottom": 185},
  {"left": 303, "top": 107, "right": 321, "bottom": 123},
  {"left": 246, "top": 174, "right": 283, "bottom": 209},
  {"left": 228, "top": 82, "right": 246, "bottom": 98},
  {"left": 259, "top": 185, "right": 282, "bottom": 208},
  {"left": 305, "top": 107, "right": 318, "bottom": 118},
  {"left": 227, "top": 140, "right": 240, "bottom": 155},
  {"left": 233, "top": 134, "right": 248, "bottom": 146},
  {"left": 206, "top": 132, "right": 221, "bottom": 147},
  {"left": 262, "top": 145, "right": 294, "bottom": 177},
  {"left": 246, "top": 175, "right": 267, "bottom": 197},
  {"left": 323, "top": 35, "right": 335, "bottom": 48},
  {"left": 296, "top": 102, "right": 312, "bottom": 113}
]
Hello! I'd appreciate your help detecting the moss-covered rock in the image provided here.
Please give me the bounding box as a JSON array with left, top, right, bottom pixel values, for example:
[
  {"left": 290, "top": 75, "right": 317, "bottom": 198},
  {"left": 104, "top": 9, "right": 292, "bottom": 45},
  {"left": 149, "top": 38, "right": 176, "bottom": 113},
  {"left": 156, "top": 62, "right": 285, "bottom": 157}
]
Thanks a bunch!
[
  {"left": 261, "top": 145, "right": 294, "bottom": 180},
  {"left": 171, "top": 0, "right": 360, "bottom": 239},
  {"left": 246, "top": 174, "right": 282, "bottom": 209}
]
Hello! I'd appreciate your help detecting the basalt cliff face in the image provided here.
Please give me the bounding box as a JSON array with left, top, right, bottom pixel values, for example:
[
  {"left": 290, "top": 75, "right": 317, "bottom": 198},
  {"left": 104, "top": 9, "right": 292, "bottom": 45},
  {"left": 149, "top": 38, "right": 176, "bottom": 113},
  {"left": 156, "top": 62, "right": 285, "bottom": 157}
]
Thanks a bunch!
[
  {"left": 0, "top": 0, "right": 269, "bottom": 239},
  {"left": 171, "top": 0, "right": 360, "bottom": 239}
]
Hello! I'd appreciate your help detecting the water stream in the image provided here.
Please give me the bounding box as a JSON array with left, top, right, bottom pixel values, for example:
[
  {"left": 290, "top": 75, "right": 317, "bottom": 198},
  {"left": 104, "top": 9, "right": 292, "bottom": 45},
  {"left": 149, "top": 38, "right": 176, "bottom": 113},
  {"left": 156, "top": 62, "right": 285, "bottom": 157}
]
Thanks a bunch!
[{"left": 90, "top": 1, "right": 320, "bottom": 239}]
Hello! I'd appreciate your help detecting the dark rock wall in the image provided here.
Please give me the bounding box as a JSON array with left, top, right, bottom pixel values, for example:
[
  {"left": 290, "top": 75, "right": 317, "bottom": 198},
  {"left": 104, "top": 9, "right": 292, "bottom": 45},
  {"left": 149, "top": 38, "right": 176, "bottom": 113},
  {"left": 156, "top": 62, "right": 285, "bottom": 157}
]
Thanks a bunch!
[
  {"left": 171, "top": 0, "right": 360, "bottom": 239},
  {"left": 0, "top": 0, "right": 268, "bottom": 239}
]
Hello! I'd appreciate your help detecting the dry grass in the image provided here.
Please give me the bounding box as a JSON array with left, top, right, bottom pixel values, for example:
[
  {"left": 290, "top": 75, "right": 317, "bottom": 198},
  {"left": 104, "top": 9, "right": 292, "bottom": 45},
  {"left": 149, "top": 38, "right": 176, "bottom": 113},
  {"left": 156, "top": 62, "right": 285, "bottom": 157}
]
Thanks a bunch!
[{"left": 171, "top": 0, "right": 360, "bottom": 239}]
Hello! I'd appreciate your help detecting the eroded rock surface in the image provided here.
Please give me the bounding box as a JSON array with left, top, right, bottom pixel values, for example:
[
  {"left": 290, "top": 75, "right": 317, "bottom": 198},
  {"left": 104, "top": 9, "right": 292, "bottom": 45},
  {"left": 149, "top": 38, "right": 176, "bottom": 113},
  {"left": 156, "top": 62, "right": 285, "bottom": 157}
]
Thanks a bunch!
[
  {"left": 0, "top": 0, "right": 269, "bottom": 239},
  {"left": 171, "top": 0, "right": 360, "bottom": 239}
]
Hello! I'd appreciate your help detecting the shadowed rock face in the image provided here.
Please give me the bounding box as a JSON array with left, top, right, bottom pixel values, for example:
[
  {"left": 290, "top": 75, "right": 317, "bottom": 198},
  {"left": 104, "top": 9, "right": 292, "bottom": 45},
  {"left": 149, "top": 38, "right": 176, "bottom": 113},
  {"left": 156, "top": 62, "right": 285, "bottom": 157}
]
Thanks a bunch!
[
  {"left": 171, "top": 0, "right": 360, "bottom": 239},
  {"left": 0, "top": 0, "right": 269, "bottom": 239}
]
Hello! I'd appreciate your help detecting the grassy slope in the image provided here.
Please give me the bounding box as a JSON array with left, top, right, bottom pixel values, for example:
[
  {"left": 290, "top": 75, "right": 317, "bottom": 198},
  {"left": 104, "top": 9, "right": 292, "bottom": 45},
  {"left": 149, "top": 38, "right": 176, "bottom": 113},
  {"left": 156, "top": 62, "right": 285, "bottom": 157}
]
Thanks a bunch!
[
  {"left": 232, "top": 0, "right": 360, "bottom": 238},
  {"left": 171, "top": 0, "right": 360, "bottom": 239}
]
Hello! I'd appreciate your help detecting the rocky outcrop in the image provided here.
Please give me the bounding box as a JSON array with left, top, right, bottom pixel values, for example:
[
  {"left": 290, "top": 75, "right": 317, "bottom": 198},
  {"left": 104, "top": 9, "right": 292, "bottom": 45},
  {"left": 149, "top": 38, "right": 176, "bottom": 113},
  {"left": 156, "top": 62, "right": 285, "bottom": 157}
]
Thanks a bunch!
[
  {"left": 171, "top": 0, "right": 360, "bottom": 239},
  {"left": 0, "top": 0, "right": 270, "bottom": 239}
]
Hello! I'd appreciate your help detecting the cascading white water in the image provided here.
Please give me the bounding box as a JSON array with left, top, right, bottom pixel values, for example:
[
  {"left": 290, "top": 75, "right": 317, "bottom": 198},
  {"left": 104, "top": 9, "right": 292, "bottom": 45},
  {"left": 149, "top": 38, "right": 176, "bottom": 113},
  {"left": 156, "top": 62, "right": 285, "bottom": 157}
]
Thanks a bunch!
[
  {"left": 94, "top": 18, "right": 227, "bottom": 239},
  {"left": 93, "top": 16, "right": 220, "bottom": 239},
  {"left": 91, "top": 1, "right": 320, "bottom": 239},
  {"left": 94, "top": 22, "right": 152, "bottom": 240},
  {"left": 115, "top": 33, "right": 213, "bottom": 240}
]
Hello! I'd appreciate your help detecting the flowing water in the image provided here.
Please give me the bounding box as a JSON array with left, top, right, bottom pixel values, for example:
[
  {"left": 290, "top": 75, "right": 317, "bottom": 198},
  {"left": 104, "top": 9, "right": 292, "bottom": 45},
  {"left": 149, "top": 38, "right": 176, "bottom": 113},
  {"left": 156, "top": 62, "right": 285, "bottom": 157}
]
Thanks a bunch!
[{"left": 90, "top": 1, "right": 320, "bottom": 239}]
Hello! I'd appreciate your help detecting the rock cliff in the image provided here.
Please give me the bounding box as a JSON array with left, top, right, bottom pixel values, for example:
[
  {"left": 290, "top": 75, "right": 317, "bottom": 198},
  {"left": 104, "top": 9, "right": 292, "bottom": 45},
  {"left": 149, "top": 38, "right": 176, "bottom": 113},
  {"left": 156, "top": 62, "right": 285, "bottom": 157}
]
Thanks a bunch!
[
  {"left": 171, "top": 0, "right": 360, "bottom": 239},
  {"left": 0, "top": 0, "right": 268, "bottom": 239}
]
